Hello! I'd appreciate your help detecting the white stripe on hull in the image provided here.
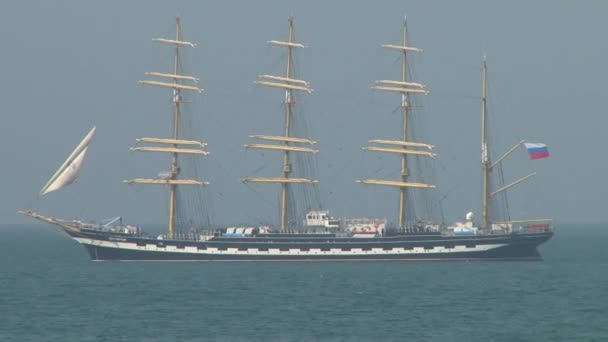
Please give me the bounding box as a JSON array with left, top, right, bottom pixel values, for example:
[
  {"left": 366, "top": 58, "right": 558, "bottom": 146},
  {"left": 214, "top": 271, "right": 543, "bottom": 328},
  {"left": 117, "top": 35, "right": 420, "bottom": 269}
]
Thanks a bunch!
[{"left": 74, "top": 237, "right": 506, "bottom": 257}]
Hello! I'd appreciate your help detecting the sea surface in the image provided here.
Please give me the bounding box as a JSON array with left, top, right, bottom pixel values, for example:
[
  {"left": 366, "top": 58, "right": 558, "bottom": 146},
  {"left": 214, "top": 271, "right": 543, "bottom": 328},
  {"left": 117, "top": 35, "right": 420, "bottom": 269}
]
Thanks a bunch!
[{"left": 0, "top": 224, "right": 606, "bottom": 341}]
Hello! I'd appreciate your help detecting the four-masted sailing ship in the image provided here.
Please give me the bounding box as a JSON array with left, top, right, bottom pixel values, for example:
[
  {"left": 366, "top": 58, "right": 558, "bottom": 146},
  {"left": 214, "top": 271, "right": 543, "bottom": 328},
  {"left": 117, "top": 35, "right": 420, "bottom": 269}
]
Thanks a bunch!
[{"left": 20, "top": 17, "right": 553, "bottom": 261}]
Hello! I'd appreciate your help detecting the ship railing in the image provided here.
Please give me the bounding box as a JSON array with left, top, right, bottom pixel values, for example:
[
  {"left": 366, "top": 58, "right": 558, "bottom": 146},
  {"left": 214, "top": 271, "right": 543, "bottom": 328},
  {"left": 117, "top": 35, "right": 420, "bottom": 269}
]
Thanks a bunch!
[
  {"left": 172, "top": 231, "right": 213, "bottom": 241},
  {"left": 513, "top": 223, "right": 552, "bottom": 234},
  {"left": 386, "top": 221, "right": 442, "bottom": 233},
  {"left": 76, "top": 222, "right": 142, "bottom": 236},
  {"left": 486, "top": 221, "right": 552, "bottom": 235}
]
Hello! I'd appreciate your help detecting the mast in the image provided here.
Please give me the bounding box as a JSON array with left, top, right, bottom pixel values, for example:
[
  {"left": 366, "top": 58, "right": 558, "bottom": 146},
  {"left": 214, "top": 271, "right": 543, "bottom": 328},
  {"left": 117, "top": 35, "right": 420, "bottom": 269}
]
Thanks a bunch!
[
  {"left": 281, "top": 16, "right": 294, "bottom": 232},
  {"left": 480, "top": 59, "right": 547, "bottom": 231},
  {"left": 358, "top": 18, "right": 434, "bottom": 229},
  {"left": 242, "top": 16, "right": 315, "bottom": 232},
  {"left": 127, "top": 17, "right": 207, "bottom": 239},
  {"left": 168, "top": 18, "right": 182, "bottom": 240},
  {"left": 481, "top": 57, "right": 490, "bottom": 231},
  {"left": 398, "top": 19, "right": 409, "bottom": 228}
]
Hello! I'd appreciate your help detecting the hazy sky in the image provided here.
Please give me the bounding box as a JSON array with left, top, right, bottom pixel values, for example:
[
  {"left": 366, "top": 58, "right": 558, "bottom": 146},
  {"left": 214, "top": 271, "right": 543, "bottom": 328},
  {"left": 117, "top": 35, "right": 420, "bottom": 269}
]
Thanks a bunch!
[{"left": 3, "top": 1, "right": 606, "bottom": 225}]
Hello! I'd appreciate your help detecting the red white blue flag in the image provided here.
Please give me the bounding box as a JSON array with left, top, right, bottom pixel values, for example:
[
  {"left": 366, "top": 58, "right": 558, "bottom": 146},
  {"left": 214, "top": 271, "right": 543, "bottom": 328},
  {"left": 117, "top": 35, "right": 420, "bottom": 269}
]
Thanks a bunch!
[{"left": 524, "top": 142, "right": 549, "bottom": 160}]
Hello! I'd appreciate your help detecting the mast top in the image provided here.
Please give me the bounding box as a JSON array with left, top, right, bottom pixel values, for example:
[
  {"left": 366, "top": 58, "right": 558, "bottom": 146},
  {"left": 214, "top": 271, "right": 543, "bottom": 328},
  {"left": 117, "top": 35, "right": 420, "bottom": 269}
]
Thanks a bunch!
[
  {"left": 381, "top": 17, "right": 422, "bottom": 53},
  {"left": 257, "top": 17, "right": 312, "bottom": 94},
  {"left": 140, "top": 19, "right": 204, "bottom": 94},
  {"left": 267, "top": 15, "right": 306, "bottom": 49},
  {"left": 152, "top": 17, "right": 197, "bottom": 48}
]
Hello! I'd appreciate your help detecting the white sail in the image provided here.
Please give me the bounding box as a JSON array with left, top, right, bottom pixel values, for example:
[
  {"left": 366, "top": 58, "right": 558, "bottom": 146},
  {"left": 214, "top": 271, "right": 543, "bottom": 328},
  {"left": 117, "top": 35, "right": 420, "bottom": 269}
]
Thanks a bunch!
[{"left": 40, "top": 127, "right": 96, "bottom": 195}]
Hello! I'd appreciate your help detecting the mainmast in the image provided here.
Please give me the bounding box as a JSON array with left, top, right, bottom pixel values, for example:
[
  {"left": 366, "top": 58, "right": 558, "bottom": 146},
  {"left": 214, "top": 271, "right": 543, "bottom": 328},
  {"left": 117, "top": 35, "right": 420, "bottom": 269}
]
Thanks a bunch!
[
  {"left": 126, "top": 17, "right": 207, "bottom": 239},
  {"left": 481, "top": 57, "right": 490, "bottom": 231},
  {"left": 398, "top": 20, "right": 410, "bottom": 228},
  {"left": 242, "top": 16, "right": 316, "bottom": 232},
  {"left": 357, "top": 18, "right": 434, "bottom": 229}
]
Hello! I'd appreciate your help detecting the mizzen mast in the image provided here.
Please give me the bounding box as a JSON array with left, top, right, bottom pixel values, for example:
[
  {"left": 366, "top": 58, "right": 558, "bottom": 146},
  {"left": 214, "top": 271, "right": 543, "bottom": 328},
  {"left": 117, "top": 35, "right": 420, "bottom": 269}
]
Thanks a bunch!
[
  {"left": 241, "top": 16, "right": 316, "bottom": 232},
  {"left": 480, "top": 57, "right": 490, "bottom": 231},
  {"left": 357, "top": 18, "right": 434, "bottom": 229},
  {"left": 126, "top": 17, "right": 207, "bottom": 239},
  {"left": 481, "top": 59, "right": 543, "bottom": 231}
]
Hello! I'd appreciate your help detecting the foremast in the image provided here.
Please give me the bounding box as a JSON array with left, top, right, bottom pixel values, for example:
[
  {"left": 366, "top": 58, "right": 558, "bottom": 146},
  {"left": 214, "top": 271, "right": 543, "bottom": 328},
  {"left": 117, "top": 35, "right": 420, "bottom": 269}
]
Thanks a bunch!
[
  {"left": 357, "top": 18, "right": 434, "bottom": 229},
  {"left": 126, "top": 17, "right": 207, "bottom": 239},
  {"left": 241, "top": 16, "right": 316, "bottom": 232}
]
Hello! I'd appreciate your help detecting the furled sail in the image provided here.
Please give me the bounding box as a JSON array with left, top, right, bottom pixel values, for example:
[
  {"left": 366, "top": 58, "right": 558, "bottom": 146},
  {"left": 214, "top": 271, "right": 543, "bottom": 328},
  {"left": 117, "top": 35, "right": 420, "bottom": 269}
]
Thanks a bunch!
[{"left": 40, "top": 127, "right": 96, "bottom": 195}]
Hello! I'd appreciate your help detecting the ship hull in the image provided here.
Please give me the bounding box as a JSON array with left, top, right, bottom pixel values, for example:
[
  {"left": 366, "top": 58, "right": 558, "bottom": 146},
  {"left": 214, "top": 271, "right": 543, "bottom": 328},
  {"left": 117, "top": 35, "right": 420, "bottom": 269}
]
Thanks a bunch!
[{"left": 64, "top": 229, "right": 552, "bottom": 262}]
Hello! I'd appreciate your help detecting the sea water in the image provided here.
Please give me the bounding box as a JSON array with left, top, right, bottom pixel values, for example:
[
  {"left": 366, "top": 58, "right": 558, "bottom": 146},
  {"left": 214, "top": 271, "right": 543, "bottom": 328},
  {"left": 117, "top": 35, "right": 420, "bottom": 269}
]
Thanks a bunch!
[{"left": 0, "top": 224, "right": 606, "bottom": 341}]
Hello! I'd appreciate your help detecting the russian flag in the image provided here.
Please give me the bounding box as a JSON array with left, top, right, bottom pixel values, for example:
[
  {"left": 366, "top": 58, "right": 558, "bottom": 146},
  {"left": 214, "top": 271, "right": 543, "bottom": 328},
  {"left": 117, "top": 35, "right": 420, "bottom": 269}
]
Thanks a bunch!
[{"left": 524, "top": 142, "right": 549, "bottom": 160}]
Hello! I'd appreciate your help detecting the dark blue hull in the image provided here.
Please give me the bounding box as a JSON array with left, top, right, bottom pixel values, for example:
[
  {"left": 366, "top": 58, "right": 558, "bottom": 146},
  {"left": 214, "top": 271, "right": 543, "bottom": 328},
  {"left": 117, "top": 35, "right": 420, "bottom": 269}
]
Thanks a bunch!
[
  {"left": 82, "top": 243, "right": 542, "bottom": 261},
  {"left": 65, "top": 228, "right": 552, "bottom": 262}
]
